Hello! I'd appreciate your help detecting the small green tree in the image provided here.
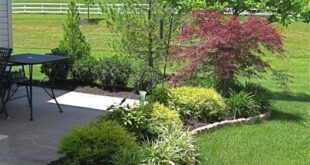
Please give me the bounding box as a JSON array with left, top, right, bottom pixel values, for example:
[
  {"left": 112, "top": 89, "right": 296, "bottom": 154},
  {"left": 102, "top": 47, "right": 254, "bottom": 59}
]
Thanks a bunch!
[
  {"left": 81, "top": 0, "right": 95, "bottom": 21},
  {"left": 103, "top": 0, "right": 179, "bottom": 68},
  {"left": 59, "top": 1, "right": 91, "bottom": 62}
]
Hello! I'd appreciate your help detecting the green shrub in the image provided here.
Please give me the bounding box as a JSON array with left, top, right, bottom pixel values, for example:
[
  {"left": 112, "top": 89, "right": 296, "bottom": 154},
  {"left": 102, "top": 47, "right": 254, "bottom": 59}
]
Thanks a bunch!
[
  {"left": 226, "top": 90, "right": 260, "bottom": 119},
  {"left": 149, "top": 86, "right": 171, "bottom": 106},
  {"left": 145, "top": 103, "right": 182, "bottom": 134},
  {"left": 142, "top": 124, "right": 197, "bottom": 165},
  {"left": 169, "top": 87, "right": 226, "bottom": 122},
  {"left": 58, "top": 120, "right": 141, "bottom": 165},
  {"left": 71, "top": 56, "right": 99, "bottom": 85},
  {"left": 97, "top": 56, "right": 133, "bottom": 90},
  {"left": 100, "top": 103, "right": 182, "bottom": 141},
  {"left": 242, "top": 82, "right": 271, "bottom": 111},
  {"left": 132, "top": 65, "right": 161, "bottom": 92},
  {"left": 41, "top": 48, "right": 71, "bottom": 82}
]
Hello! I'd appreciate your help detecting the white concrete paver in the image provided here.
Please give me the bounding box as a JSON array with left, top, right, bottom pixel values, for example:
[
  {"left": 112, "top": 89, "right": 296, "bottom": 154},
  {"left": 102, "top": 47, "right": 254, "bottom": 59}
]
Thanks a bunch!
[{"left": 48, "top": 91, "right": 140, "bottom": 111}]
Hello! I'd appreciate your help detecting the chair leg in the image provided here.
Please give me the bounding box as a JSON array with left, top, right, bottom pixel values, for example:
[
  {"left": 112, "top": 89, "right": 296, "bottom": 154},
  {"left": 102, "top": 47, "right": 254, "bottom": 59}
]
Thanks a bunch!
[{"left": 0, "top": 93, "right": 9, "bottom": 119}]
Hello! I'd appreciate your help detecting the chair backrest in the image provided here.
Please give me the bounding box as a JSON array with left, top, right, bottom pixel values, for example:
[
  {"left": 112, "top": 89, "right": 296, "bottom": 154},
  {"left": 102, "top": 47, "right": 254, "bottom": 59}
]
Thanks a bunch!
[{"left": 0, "top": 48, "right": 12, "bottom": 76}]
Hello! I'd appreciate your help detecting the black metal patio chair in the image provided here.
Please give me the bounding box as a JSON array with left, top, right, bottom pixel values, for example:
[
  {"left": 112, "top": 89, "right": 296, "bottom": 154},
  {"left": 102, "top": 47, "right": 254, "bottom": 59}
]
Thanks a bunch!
[{"left": 0, "top": 48, "right": 13, "bottom": 119}]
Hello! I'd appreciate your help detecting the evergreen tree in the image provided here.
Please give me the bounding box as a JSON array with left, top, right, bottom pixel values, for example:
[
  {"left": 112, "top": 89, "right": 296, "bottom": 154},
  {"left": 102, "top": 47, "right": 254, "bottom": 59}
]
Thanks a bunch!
[{"left": 59, "top": 1, "right": 91, "bottom": 62}]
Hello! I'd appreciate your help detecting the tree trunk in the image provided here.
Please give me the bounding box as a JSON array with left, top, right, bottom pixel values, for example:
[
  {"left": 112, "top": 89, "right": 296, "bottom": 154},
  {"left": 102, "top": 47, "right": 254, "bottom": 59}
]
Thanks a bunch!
[
  {"left": 87, "top": 4, "right": 90, "bottom": 20},
  {"left": 147, "top": 1, "right": 154, "bottom": 68}
]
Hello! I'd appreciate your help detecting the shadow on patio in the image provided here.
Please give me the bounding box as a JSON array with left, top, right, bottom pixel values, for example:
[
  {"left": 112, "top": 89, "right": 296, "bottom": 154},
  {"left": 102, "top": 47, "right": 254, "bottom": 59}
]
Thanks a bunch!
[{"left": 0, "top": 87, "right": 104, "bottom": 165}]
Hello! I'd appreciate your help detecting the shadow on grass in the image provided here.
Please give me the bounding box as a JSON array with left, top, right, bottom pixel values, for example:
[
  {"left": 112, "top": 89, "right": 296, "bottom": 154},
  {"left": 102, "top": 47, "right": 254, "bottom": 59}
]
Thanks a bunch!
[
  {"left": 270, "top": 91, "right": 310, "bottom": 102},
  {"left": 270, "top": 109, "right": 304, "bottom": 123},
  {"left": 80, "top": 18, "right": 105, "bottom": 25}
]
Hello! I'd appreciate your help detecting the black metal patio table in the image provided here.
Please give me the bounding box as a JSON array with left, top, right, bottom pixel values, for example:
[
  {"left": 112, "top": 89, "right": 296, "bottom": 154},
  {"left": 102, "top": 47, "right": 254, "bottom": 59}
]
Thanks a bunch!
[{"left": 8, "top": 53, "right": 69, "bottom": 120}]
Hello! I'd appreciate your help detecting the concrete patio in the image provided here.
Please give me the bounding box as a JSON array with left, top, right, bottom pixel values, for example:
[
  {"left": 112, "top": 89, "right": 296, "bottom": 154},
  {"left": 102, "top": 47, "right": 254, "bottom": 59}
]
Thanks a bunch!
[{"left": 0, "top": 87, "right": 104, "bottom": 165}]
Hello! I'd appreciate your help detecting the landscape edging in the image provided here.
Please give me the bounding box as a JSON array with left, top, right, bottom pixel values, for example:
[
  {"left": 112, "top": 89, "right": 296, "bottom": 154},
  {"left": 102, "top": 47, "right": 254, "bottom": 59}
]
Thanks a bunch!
[{"left": 191, "top": 111, "right": 271, "bottom": 135}]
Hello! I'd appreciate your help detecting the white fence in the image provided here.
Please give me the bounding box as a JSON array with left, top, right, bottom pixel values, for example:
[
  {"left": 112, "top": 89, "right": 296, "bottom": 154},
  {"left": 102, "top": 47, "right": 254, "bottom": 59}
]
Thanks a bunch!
[
  {"left": 12, "top": 3, "right": 112, "bottom": 14},
  {"left": 12, "top": 3, "right": 272, "bottom": 16}
]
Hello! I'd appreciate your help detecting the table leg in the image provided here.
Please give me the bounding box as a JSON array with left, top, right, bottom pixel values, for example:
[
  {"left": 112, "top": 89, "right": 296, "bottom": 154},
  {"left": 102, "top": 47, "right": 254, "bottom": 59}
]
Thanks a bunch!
[
  {"left": 42, "top": 63, "right": 63, "bottom": 113},
  {"left": 28, "top": 64, "right": 33, "bottom": 121}
]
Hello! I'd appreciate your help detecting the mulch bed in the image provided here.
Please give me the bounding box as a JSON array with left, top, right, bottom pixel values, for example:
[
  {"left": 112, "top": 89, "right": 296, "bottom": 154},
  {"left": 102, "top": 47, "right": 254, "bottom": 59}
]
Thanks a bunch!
[{"left": 32, "top": 80, "right": 140, "bottom": 100}]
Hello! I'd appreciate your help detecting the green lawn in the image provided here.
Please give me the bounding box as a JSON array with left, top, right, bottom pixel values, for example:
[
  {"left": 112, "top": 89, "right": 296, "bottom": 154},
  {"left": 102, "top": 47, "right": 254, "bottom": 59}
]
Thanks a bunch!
[
  {"left": 12, "top": 13, "right": 310, "bottom": 164},
  {"left": 196, "top": 22, "right": 310, "bottom": 165},
  {"left": 13, "top": 14, "right": 115, "bottom": 78}
]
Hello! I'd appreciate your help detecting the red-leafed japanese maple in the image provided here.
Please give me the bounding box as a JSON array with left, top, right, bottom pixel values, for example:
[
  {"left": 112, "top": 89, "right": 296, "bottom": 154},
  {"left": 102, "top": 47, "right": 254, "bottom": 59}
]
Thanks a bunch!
[{"left": 171, "top": 11, "right": 283, "bottom": 88}]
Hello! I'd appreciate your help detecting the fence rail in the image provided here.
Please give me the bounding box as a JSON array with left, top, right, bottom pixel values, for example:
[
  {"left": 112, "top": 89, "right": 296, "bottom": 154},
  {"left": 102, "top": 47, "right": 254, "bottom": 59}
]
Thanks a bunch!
[
  {"left": 12, "top": 3, "right": 272, "bottom": 16},
  {"left": 12, "top": 3, "right": 114, "bottom": 14}
]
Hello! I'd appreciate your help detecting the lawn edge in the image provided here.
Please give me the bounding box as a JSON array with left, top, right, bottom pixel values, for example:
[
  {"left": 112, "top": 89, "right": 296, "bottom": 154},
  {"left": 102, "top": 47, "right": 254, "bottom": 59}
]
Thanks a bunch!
[{"left": 191, "top": 111, "right": 271, "bottom": 135}]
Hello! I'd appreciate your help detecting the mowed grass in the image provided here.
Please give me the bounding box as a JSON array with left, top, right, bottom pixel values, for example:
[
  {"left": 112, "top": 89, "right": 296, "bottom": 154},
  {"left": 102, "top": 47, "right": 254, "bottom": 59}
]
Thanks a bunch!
[
  {"left": 13, "top": 14, "right": 310, "bottom": 164},
  {"left": 13, "top": 14, "right": 115, "bottom": 78},
  {"left": 197, "top": 22, "right": 310, "bottom": 165}
]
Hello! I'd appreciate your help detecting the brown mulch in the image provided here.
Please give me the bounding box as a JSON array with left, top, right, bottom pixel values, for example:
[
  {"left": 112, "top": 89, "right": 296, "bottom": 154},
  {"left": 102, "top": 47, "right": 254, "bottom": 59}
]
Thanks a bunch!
[
  {"left": 74, "top": 86, "right": 140, "bottom": 100},
  {"left": 33, "top": 80, "right": 140, "bottom": 100}
]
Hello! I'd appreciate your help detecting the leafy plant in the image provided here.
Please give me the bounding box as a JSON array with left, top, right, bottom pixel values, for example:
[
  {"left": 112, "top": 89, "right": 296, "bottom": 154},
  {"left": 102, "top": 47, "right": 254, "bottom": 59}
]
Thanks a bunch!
[
  {"left": 100, "top": 103, "right": 182, "bottom": 141},
  {"left": 132, "top": 65, "right": 161, "bottom": 92},
  {"left": 71, "top": 56, "right": 99, "bottom": 85},
  {"left": 58, "top": 120, "right": 141, "bottom": 165},
  {"left": 103, "top": 0, "right": 180, "bottom": 68},
  {"left": 242, "top": 82, "right": 271, "bottom": 111},
  {"left": 40, "top": 48, "right": 71, "bottom": 82},
  {"left": 97, "top": 56, "right": 133, "bottom": 90},
  {"left": 169, "top": 87, "right": 226, "bottom": 123},
  {"left": 149, "top": 86, "right": 171, "bottom": 106},
  {"left": 171, "top": 11, "right": 284, "bottom": 91},
  {"left": 141, "top": 124, "right": 197, "bottom": 165},
  {"left": 226, "top": 90, "right": 260, "bottom": 119}
]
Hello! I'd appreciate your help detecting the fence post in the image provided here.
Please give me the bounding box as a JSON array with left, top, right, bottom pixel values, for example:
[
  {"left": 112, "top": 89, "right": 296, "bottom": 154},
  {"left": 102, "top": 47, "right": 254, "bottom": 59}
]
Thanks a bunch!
[{"left": 41, "top": 3, "right": 44, "bottom": 14}]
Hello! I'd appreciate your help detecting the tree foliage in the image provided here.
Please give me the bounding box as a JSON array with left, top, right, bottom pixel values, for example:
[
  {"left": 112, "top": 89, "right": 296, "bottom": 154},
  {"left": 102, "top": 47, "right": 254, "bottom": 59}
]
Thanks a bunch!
[
  {"left": 204, "top": 0, "right": 310, "bottom": 25},
  {"left": 59, "top": 1, "right": 91, "bottom": 62},
  {"left": 103, "top": 0, "right": 179, "bottom": 67},
  {"left": 171, "top": 11, "right": 284, "bottom": 88}
]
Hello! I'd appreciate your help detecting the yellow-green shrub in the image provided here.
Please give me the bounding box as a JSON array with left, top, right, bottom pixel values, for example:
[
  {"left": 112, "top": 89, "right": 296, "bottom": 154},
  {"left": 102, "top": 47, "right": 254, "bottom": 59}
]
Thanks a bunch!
[
  {"left": 170, "top": 87, "right": 226, "bottom": 122},
  {"left": 146, "top": 103, "right": 182, "bottom": 134}
]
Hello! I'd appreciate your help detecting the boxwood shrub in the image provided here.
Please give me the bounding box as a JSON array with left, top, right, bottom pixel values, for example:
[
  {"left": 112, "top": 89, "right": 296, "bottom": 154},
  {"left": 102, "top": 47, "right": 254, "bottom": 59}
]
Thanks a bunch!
[
  {"left": 97, "top": 56, "right": 133, "bottom": 90},
  {"left": 71, "top": 56, "right": 99, "bottom": 85},
  {"left": 169, "top": 87, "right": 226, "bottom": 123},
  {"left": 58, "top": 120, "right": 141, "bottom": 165}
]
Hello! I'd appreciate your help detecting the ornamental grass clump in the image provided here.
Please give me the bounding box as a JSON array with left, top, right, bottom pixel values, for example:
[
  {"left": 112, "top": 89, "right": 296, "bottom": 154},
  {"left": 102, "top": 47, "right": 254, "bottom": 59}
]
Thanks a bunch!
[
  {"left": 142, "top": 124, "right": 197, "bottom": 165},
  {"left": 169, "top": 87, "right": 226, "bottom": 123}
]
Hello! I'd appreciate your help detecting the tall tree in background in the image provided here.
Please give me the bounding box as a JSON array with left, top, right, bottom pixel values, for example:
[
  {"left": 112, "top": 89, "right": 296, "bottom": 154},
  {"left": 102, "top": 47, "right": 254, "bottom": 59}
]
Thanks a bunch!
[
  {"left": 103, "top": 0, "right": 179, "bottom": 68},
  {"left": 81, "top": 0, "right": 95, "bottom": 21},
  {"left": 204, "top": 0, "right": 310, "bottom": 25}
]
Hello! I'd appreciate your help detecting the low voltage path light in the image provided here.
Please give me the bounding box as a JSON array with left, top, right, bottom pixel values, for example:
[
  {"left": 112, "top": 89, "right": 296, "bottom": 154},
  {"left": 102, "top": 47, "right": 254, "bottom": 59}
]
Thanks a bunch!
[{"left": 139, "top": 90, "right": 147, "bottom": 108}]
